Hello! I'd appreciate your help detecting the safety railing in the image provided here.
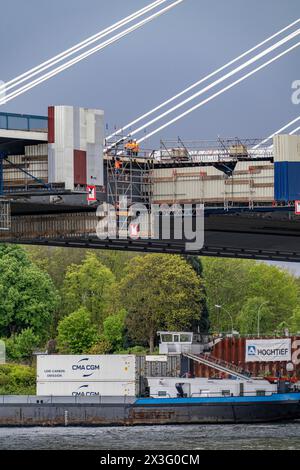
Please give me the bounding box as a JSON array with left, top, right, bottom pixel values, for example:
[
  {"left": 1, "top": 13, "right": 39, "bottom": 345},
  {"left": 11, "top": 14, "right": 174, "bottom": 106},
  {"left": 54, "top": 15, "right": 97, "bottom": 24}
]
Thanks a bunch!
[
  {"left": 183, "top": 352, "right": 252, "bottom": 380},
  {"left": 0, "top": 112, "right": 48, "bottom": 132},
  {"left": 189, "top": 391, "right": 274, "bottom": 398},
  {"left": 0, "top": 395, "right": 136, "bottom": 405},
  {"left": 200, "top": 353, "right": 252, "bottom": 377}
]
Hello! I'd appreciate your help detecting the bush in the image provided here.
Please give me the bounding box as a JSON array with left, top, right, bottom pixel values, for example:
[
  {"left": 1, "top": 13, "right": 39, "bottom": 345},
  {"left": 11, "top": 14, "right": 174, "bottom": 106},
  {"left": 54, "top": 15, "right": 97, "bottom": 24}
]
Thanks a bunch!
[
  {"left": 89, "top": 337, "right": 112, "bottom": 355},
  {"left": 102, "top": 309, "right": 126, "bottom": 352},
  {"left": 57, "top": 307, "right": 99, "bottom": 354},
  {"left": 4, "top": 328, "right": 40, "bottom": 363},
  {"left": 0, "top": 364, "right": 36, "bottom": 395},
  {"left": 116, "top": 346, "right": 148, "bottom": 355}
]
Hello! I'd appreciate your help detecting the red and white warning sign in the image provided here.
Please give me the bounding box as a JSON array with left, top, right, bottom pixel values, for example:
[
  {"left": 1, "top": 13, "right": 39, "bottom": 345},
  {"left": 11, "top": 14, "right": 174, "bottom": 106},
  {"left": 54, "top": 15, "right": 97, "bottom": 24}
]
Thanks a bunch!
[
  {"left": 295, "top": 201, "right": 300, "bottom": 215},
  {"left": 129, "top": 224, "right": 140, "bottom": 239},
  {"left": 87, "top": 186, "right": 97, "bottom": 202}
]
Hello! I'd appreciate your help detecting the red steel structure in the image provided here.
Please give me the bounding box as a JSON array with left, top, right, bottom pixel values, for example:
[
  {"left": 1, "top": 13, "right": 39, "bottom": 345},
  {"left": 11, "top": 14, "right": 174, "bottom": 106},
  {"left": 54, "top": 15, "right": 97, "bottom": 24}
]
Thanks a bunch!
[{"left": 193, "top": 336, "right": 300, "bottom": 379}]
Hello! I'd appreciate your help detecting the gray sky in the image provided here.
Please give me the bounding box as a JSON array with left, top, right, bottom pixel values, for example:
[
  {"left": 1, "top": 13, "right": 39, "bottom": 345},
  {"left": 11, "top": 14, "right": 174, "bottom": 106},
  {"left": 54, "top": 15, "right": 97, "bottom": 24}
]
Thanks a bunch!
[{"left": 0, "top": 0, "right": 299, "bottom": 147}]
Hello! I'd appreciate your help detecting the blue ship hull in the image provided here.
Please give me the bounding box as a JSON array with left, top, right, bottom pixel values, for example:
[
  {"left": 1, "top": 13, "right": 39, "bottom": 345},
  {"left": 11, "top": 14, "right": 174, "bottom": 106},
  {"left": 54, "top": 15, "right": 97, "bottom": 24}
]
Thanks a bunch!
[{"left": 131, "top": 393, "right": 300, "bottom": 425}]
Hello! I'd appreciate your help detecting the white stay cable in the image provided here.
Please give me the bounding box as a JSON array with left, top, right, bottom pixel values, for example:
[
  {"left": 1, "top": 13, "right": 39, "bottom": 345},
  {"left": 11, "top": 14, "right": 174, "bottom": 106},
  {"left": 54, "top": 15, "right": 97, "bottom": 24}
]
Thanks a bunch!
[
  {"left": 137, "top": 41, "right": 300, "bottom": 143},
  {"left": 253, "top": 116, "right": 300, "bottom": 148},
  {"left": 107, "top": 17, "right": 300, "bottom": 140},
  {"left": 0, "top": 0, "right": 167, "bottom": 93},
  {"left": 290, "top": 125, "right": 300, "bottom": 134},
  {"left": 127, "top": 29, "right": 300, "bottom": 140},
  {"left": 0, "top": 0, "right": 184, "bottom": 106}
]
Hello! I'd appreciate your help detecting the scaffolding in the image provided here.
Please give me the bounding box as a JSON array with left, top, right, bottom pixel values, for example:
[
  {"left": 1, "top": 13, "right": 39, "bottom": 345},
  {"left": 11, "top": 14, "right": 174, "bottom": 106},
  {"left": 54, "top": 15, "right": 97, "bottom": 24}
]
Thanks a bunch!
[
  {"left": 0, "top": 200, "right": 11, "bottom": 231},
  {"left": 105, "top": 148, "right": 154, "bottom": 208},
  {"left": 158, "top": 137, "right": 274, "bottom": 163}
]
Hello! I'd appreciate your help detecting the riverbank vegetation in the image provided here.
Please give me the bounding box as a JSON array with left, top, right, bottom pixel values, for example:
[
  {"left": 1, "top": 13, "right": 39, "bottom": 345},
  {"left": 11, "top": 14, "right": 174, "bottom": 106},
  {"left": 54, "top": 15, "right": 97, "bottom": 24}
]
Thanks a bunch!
[
  {"left": 0, "top": 245, "right": 300, "bottom": 366},
  {"left": 0, "top": 364, "right": 35, "bottom": 395}
]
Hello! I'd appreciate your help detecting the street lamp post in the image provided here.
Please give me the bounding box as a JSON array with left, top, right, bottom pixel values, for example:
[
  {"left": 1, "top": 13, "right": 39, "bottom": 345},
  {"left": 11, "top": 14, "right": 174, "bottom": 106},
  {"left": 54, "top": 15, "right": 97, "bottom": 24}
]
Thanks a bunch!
[
  {"left": 215, "top": 305, "right": 234, "bottom": 334},
  {"left": 257, "top": 301, "right": 269, "bottom": 338}
]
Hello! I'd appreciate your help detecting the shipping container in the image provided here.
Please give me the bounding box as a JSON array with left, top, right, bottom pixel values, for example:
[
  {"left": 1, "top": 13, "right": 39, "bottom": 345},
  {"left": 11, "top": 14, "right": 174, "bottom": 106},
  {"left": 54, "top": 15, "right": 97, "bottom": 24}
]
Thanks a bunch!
[
  {"left": 274, "top": 134, "right": 300, "bottom": 162},
  {"left": 136, "top": 354, "right": 181, "bottom": 379},
  {"left": 3, "top": 143, "right": 49, "bottom": 187},
  {"left": 152, "top": 160, "right": 274, "bottom": 205},
  {"left": 37, "top": 355, "right": 137, "bottom": 382},
  {"left": 36, "top": 380, "right": 137, "bottom": 397},
  {"left": 25, "top": 143, "right": 48, "bottom": 157},
  {"left": 193, "top": 337, "right": 300, "bottom": 379},
  {"left": 274, "top": 162, "right": 300, "bottom": 201}
]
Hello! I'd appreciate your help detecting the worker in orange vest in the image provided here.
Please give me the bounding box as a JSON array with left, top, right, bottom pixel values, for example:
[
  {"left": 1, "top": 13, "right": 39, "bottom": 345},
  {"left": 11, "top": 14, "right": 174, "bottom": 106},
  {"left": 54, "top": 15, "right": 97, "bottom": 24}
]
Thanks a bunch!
[
  {"left": 114, "top": 158, "right": 122, "bottom": 174},
  {"left": 125, "top": 139, "right": 140, "bottom": 157}
]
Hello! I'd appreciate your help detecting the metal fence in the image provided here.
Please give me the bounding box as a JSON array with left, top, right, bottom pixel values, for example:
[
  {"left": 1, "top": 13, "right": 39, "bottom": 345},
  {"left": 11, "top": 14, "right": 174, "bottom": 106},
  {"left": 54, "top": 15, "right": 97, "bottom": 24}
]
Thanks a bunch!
[
  {"left": 0, "top": 112, "right": 48, "bottom": 132},
  {"left": 0, "top": 200, "right": 10, "bottom": 231},
  {"left": 0, "top": 395, "right": 136, "bottom": 405}
]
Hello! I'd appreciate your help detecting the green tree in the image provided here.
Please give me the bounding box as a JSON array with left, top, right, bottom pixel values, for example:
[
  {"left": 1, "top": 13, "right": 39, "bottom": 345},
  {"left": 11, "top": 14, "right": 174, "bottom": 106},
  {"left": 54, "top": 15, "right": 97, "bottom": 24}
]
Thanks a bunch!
[
  {"left": 96, "top": 252, "right": 138, "bottom": 281},
  {"left": 185, "top": 255, "right": 210, "bottom": 333},
  {"left": 5, "top": 328, "right": 40, "bottom": 363},
  {"left": 121, "top": 254, "right": 204, "bottom": 353},
  {"left": 202, "top": 258, "right": 252, "bottom": 330},
  {"left": 26, "top": 247, "right": 136, "bottom": 285},
  {"left": 102, "top": 309, "right": 126, "bottom": 352},
  {"left": 289, "top": 306, "right": 300, "bottom": 333},
  {"left": 0, "top": 245, "right": 59, "bottom": 339},
  {"left": 247, "top": 263, "right": 298, "bottom": 328},
  {"left": 57, "top": 307, "right": 99, "bottom": 354},
  {"left": 203, "top": 258, "right": 299, "bottom": 333},
  {"left": 236, "top": 297, "right": 271, "bottom": 335},
  {"left": 25, "top": 246, "right": 87, "bottom": 288},
  {"left": 61, "top": 252, "right": 116, "bottom": 326}
]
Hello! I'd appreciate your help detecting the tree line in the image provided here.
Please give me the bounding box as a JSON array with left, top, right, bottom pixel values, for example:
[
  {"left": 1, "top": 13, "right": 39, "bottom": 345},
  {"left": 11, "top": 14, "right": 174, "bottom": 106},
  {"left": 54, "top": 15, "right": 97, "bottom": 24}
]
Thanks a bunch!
[{"left": 1, "top": 244, "right": 300, "bottom": 363}]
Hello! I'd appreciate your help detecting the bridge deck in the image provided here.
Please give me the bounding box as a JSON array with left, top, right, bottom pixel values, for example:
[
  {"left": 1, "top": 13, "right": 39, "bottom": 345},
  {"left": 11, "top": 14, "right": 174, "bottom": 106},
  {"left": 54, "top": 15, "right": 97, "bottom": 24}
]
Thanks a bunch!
[{"left": 1, "top": 207, "right": 300, "bottom": 262}]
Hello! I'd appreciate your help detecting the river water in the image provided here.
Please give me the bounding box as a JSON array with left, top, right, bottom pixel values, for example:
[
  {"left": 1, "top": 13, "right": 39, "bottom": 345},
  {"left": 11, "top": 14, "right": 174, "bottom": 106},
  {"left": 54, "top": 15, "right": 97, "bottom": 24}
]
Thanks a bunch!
[{"left": 0, "top": 423, "right": 300, "bottom": 450}]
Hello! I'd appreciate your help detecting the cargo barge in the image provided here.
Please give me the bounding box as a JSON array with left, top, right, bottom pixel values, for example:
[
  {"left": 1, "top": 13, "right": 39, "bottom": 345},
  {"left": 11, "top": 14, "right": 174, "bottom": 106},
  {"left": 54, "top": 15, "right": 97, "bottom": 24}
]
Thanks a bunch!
[
  {"left": 1, "top": 333, "right": 300, "bottom": 426},
  {"left": 0, "top": 391, "right": 300, "bottom": 426},
  {"left": 1, "top": 366, "right": 300, "bottom": 426}
]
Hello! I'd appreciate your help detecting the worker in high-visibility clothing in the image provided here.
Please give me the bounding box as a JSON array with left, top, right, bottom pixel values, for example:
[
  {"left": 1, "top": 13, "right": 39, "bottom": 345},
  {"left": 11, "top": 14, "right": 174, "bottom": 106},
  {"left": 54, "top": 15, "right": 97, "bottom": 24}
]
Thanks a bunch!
[
  {"left": 125, "top": 139, "right": 140, "bottom": 157},
  {"left": 114, "top": 158, "right": 122, "bottom": 174}
]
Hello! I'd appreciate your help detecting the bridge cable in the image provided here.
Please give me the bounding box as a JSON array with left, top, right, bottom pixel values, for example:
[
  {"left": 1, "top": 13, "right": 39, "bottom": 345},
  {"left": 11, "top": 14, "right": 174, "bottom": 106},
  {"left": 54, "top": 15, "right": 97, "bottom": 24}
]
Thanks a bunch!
[
  {"left": 132, "top": 30, "right": 300, "bottom": 140},
  {"left": 253, "top": 116, "right": 300, "bottom": 148},
  {"left": 107, "top": 18, "right": 300, "bottom": 141},
  {"left": 0, "top": 0, "right": 183, "bottom": 105},
  {"left": 289, "top": 125, "right": 300, "bottom": 135},
  {"left": 137, "top": 41, "right": 300, "bottom": 143},
  {"left": 0, "top": 0, "right": 167, "bottom": 94}
]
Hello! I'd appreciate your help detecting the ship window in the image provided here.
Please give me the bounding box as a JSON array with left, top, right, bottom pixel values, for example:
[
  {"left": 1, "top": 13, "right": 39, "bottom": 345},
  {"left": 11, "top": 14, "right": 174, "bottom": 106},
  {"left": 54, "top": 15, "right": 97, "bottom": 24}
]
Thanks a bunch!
[
  {"left": 256, "top": 390, "right": 266, "bottom": 397},
  {"left": 161, "top": 334, "right": 172, "bottom": 342},
  {"left": 173, "top": 335, "right": 180, "bottom": 343},
  {"left": 222, "top": 390, "right": 231, "bottom": 397},
  {"left": 180, "top": 334, "right": 192, "bottom": 343},
  {"left": 158, "top": 391, "right": 167, "bottom": 397}
]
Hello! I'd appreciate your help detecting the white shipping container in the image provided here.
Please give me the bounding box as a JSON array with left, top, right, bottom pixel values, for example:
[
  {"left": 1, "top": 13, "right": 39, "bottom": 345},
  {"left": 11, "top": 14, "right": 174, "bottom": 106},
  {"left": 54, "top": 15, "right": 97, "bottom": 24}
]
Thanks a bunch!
[
  {"left": 25, "top": 143, "right": 48, "bottom": 157},
  {"left": 274, "top": 134, "right": 300, "bottom": 162},
  {"left": 152, "top": 161, "right": 274, "bottom": 204},
  {"left": 37, "top": 355, "right": 137, "bottom": 382},
  {"left": 37, "top": 380, "right": 137, "bottom": 397}
]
